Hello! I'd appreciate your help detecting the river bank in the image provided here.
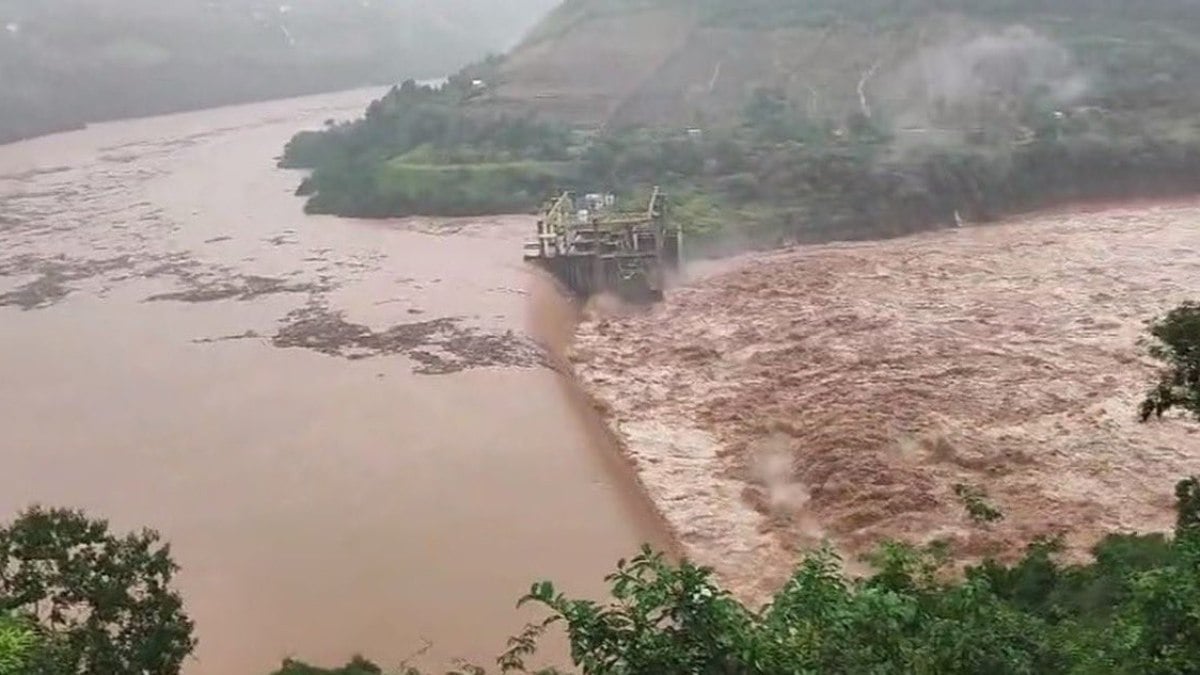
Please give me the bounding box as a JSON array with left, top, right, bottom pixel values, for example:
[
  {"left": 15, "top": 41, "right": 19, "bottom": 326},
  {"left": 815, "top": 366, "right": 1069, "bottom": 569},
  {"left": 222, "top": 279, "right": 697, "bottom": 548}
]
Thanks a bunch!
[{"left": 570, "top": 200, "right": 1200, "bottom": 602}]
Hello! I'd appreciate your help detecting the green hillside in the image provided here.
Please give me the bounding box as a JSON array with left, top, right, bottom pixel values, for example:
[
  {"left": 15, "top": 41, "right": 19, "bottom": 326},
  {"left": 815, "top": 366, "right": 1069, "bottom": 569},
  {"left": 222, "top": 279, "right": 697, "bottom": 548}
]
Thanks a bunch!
[{"left": 283, "top": 0, "right": 1200, "bottom": 245}]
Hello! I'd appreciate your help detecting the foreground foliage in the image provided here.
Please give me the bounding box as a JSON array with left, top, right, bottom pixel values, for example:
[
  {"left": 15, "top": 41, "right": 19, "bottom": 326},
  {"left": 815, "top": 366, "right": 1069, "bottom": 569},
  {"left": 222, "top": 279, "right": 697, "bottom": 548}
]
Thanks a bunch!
[
  {"left": 1142, "top": 302, "right": 1200, "bottom": 421},
  {"left": 0, "top": 508, "right": 195, "bottom": 674}
]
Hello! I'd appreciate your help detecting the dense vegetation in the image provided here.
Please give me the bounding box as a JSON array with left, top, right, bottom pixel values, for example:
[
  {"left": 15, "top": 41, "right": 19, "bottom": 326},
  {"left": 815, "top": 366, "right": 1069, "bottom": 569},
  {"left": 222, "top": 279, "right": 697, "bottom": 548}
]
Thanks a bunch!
[
  {"left": 283, "top": 0, "right": 1200, "bottom": 250},
  {"left": 0, "top": 0, "right": 556, "bottom": 144},
  {"left": 280, "top": 71, "right": 577, "bottom": 218}
]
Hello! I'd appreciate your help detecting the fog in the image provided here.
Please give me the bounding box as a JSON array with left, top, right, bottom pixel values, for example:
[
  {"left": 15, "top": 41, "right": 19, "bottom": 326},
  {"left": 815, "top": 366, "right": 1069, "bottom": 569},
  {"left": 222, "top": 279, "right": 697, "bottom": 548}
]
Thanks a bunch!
[
  {"left": 884, "top": 25, "right": 1089, "bottom": 135},
  {"left": 0, "top": 0, "right": 560, "bottom": 143}
]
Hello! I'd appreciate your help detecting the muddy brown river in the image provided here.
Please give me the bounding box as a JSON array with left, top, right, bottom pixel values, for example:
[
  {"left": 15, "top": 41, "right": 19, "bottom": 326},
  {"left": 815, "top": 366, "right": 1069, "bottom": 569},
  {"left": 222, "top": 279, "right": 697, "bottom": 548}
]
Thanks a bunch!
[{"left": 0, "top": 90, "right": 667, "bottom": 673}]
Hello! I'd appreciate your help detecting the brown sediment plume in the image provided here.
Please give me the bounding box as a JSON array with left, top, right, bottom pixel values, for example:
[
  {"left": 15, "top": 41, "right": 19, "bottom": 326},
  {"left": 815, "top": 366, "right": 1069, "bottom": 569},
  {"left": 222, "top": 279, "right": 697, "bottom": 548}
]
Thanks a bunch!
[
  {"left": 0, "top": 91, "right": 667, "bottom": 673},
  {"left": 571, "top": 200, "right": 1200, "bottom": 603}
]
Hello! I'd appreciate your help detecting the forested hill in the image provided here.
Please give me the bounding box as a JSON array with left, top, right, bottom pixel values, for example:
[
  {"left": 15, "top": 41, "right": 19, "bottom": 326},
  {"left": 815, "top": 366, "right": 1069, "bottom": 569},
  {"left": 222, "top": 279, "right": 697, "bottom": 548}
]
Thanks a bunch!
[
  {"left": 0, "top": 0, "right": 558, "bottom": 144},
  {"left": 282, "top": 0, "right": 1200, "bottom": 244}
]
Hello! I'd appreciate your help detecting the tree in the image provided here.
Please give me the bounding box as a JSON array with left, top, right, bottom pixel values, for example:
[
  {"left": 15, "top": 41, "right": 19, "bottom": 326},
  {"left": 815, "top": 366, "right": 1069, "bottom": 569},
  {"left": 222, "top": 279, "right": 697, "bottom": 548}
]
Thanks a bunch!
[
  {"left": 269, "top": 656, "right": 385, "bottom": 675},
  {"left": 268, "top": 656, "right": 505, "bottom": 675},
  {"left": 0, "top": 507, "right": 195, "bottom": 674},
  {"left": 1141, "top": 302, "right": 1200, "bottom": 421}
]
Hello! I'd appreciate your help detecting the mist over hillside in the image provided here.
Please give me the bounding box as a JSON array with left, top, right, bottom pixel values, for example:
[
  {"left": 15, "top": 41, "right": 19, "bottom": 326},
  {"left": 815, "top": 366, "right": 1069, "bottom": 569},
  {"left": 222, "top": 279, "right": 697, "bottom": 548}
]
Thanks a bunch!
[{"left": 0, "top": 0, "right": 558, "bottom": 143}]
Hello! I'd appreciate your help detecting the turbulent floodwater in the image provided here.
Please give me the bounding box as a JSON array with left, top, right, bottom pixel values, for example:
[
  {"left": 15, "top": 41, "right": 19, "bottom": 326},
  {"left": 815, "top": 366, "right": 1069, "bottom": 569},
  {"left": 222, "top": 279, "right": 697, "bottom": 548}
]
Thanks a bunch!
[
  {"left": 574, "top": 201, "right": 1200, "bottom": 602},
  {"left": 0, "top": 90, "right": 667, "bottom": 673}
]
